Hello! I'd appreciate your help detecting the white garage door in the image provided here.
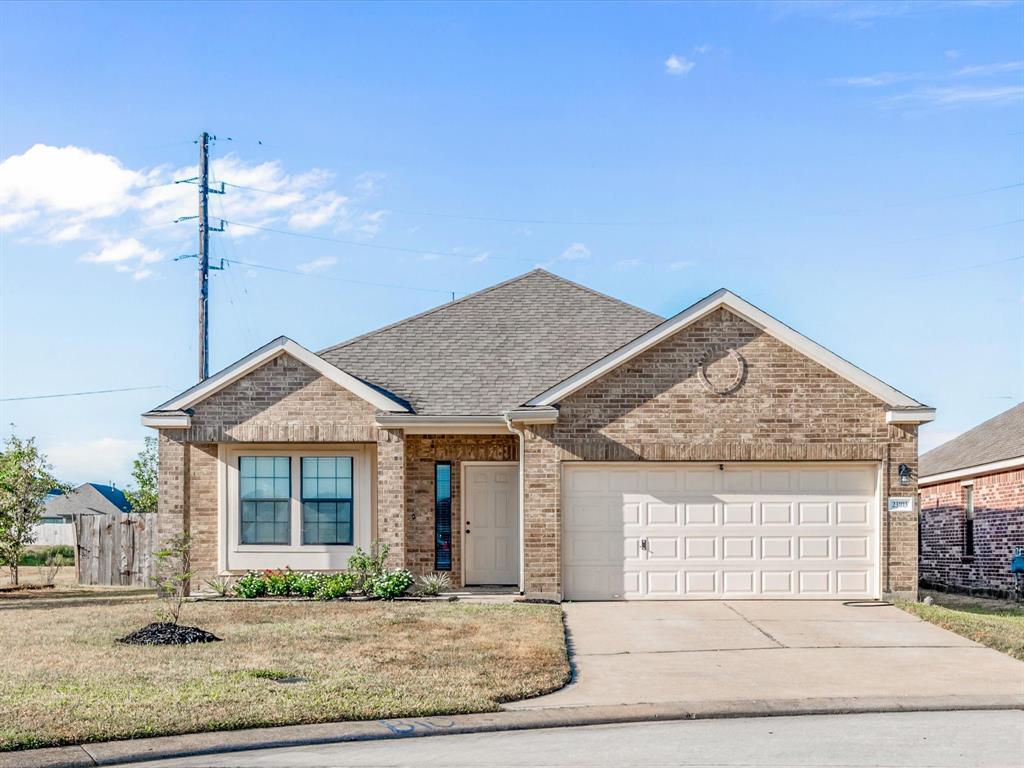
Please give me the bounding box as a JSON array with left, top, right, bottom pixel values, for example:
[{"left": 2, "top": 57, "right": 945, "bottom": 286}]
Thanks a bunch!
[{"left": 563, "top": 463, "right": 879, "bottom": 600}]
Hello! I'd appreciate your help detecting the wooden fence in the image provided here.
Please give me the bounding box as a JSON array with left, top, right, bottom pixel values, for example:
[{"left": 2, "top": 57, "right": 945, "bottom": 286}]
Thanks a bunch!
[{"left": 74, "top": 511, "right": 157, "bottom": 587}]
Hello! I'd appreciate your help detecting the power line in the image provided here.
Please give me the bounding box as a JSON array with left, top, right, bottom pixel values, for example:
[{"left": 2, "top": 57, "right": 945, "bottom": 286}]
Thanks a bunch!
[
  {"left": 915, "top": 253, "right": 1024, "bottom": 279},
  {"left": 219, "top": 181, "right": 664, "bottom": 227},
  {"left": 1, "top": 385, "right": 167, "bottom": 403},
  {"left": 219, "top": 219, "right": 532, "bottom": 263},
  {"left": 217, "top": 257, "right": 460, "bottom": 297}
]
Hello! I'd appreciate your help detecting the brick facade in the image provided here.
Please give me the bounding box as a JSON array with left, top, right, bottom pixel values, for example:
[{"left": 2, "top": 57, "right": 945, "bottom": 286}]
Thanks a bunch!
[
  {"left": 919, "top": 468, "right": 1024, "bottom": 598},
  {"left": 515, "top": 308, "right": 919, "bottom": 600},
  {"left": 156, "top": 310, "right": 920, "bottom": 601},
  {"left": 156, "top": 353, "right": 395, "bottom": 587},
  {"left": 405, "top": 434, "right": 519, "bottom": 586}
]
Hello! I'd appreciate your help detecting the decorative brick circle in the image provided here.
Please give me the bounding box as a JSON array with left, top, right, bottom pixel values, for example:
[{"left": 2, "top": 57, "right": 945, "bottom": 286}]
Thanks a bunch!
[{"left": 697, "top": 347, "right": 746, "bottom": 395}]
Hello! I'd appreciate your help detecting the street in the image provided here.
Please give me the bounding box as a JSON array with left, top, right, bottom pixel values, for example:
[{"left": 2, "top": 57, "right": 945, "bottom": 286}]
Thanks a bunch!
[{"left": 127, "top": 710, "right": 1023, "bottom": 768}]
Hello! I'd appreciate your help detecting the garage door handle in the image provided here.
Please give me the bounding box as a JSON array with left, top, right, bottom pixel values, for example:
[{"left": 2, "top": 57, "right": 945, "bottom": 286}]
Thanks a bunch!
[{"left": 640, "top": 538, "right": 649, "bottom": 552}]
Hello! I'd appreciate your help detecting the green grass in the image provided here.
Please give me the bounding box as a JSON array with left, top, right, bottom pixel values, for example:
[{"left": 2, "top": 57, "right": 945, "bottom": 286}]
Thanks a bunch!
[
  {"left": 0, "top": 599, "right": 569, "bottom": 752},
  {"left": 899, "top": 590, "right": 1024, "bottom": 661}
]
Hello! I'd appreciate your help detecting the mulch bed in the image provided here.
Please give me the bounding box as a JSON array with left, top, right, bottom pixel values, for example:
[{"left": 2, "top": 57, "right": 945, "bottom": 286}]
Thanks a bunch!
[{"left": 117, "top": 622, "right": 222, "bottom": 646}]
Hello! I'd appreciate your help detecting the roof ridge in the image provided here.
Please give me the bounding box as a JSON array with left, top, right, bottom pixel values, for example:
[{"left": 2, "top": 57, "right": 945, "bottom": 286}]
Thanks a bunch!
[
  {"left": 317, "top": 268, "right": 660, "bottom": 356},
  {"left": 920, "top": 400, "right": 1024, "bottom": 461}
]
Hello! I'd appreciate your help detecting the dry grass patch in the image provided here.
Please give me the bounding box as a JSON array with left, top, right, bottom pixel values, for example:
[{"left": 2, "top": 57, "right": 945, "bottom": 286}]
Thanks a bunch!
[
  {"left": 0, "top": 599, "right": 568, "bottom": 751},
  {"left": 899, "top": 590, "right": 1024, "bottom": 661}
]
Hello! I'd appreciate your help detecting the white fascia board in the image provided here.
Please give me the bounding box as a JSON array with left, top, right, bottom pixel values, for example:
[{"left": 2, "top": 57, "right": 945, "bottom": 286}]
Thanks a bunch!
[
  {"left": 528, "top": 289, "right": 925, "bottom": 409},
  {"left": 505, "top": 406, "right": 559, "bottom": 424},
  {"left": 150, "top": 337, "right": 410, "bottom": 415},
  {"left": 919, "top": 455, "right": 1024, "bottom": 486},
  {"left": 141, "top": 412, "right": 191, "bottom": 428},
  {"left": 886, "top": 408, "right": 936, "bottom": 424},
  {"left": 375, "top": 414, "right": 509, "bottom": 434}
]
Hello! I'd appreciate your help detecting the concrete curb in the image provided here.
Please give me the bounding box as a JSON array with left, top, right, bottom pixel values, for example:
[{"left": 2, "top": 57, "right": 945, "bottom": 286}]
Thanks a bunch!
[{"left": 5, "top": 695, "right": 1022, "bottom": 768}]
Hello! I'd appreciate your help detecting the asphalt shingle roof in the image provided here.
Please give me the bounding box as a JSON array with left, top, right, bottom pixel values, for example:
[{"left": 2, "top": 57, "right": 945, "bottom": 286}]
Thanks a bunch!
[
  {"left": 45, "top": 483, "right": 132, "bottom": 516},
  {"left": 319, "top": 269, "right": 663, "bottom": 415},
  {"left": 920, "top": 402, "right": 1024, "bottom": 477}
]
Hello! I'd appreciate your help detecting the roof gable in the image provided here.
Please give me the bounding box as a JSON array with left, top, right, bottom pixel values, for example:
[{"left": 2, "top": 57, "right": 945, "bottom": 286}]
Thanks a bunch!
[
  {"left": 920, "top": 402, "right": 1024, "bottom": 479},
  {"left": 528, "top": 288, "right": 931, "bottom": 419},
  {"left": 143, "top": 337, "right": 410, "bottom": 427},
  {"left": 319, "top": 269, "right": 663, "bottom": 415},
  {"left": 46, "top": 483, "right": 131, "bottom": 516}
]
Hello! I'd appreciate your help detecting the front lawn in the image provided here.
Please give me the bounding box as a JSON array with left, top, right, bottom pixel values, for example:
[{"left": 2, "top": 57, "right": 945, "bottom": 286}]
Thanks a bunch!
[
  {"left": 0, "top": 599, "right": 568, "bottom": 751},
  {"left": 900, "top": 590, "right": 1024, "bottom": 661}
]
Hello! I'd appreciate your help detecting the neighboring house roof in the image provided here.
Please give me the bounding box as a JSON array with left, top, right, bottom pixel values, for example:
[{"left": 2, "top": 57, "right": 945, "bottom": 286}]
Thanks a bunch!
[
  {"left": 45, "top": 483, "right": 132, "bottom": 517},
  {"left": 920, "top": 402, "right": 1024, "bottom": 481},
  {"left": 319, "top": 269, "right": 664, "bottom": 415}
]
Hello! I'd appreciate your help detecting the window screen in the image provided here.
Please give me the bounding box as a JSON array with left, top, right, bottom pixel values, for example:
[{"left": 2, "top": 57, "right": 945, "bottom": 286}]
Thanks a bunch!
[
  {"left": 239, "top": 456, "right": 291, "bottom": 545},
  {"left": 301, "top": 457, "right": 354, "bottom": 545},
  {"left": 435, "top": 462, "right": 452, "bottom": 571}
]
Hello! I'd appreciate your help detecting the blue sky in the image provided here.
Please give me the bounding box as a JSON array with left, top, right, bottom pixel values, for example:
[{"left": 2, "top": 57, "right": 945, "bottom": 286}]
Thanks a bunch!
[{"left": 1, "top": 1, "right": 1022, "bottom": 486}]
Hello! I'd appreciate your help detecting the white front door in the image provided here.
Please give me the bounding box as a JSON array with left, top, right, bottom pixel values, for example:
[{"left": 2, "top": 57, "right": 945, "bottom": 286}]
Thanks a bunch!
[
  {"left": 464, "top": 464, "right": 519, "bottom": 585},
  {"left": 563, "top": 463, "right": 880, "bottom": 600}
]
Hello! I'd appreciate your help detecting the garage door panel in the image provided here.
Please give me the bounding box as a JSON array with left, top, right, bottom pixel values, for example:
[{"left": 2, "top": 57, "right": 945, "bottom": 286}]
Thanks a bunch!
[{"left": 563, "top": 464, "right": 878, "bottom": 600}]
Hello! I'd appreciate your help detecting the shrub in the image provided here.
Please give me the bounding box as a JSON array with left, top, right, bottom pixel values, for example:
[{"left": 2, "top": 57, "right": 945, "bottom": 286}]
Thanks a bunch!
[
  {"left": 369, "top": 568, "right": 414, "bottom": 600},
  {"left": 292, "top": 571, "right": 323, "bottom": 598},
  {"left": 415, "top": 572, "right": 451, "bottom": 597},
  {"left": 20, "top": 545, "right": 74, "bottom": 566},
  {"left": 315, "top": 572, "right": 354, "bottom": 600},
  {"left": 264, "top": 569, "right": 292, "bottom": 596},
  {"left": 205, "top": 577, "right": 233, "bottom": 597},
  {"left": 234, "top": 571, "right": 268, "bottom": 598},
  {"left": 347, "top": 542, "right": 389, "bottom": 593}
]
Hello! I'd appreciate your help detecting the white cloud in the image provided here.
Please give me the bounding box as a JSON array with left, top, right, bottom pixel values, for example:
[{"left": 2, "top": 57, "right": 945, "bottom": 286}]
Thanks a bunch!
[
  {"left": 693, "top": 43, "right": 712, "bottom": 55},
  {"left": 832, "top": 72, "right": 921, "bottom": 87},
  {"left": 896, "top": 85, "right": 1024, "bottom": 107},
  {"left": 82, "top": 238, "right": 162, "bottom": 265},
  {"left": 0, "top": 143, "right": 386, "bottom": 279},
  {"left": 945, "top": 49, "right": 961, "bottom": 60},
  {"left": 615, "top": 258, "right": 642, "bottom": 269},
  {"left": 0, "top": 144, "right": 145, "bottom": 221},
  {"left": 472, "top": 251, "right": 490, "bottom": 263},
  {"left": 668, "top": 259, "right": 696, "bottom": 270},
  {"left": 46, "top": 437, "right": 141, "bottom": 486},
  {"left": 664, "top": 54, "right": 695, "bottom": 76},
  {"left": 954, "top": 60, "right": 1024, "bottom": 76},
  {"left": 296, "top": 256, "right": 338, "bottom": 274},
  {"left": 560, "top": 242, "right": 592, "bottom": 261}
]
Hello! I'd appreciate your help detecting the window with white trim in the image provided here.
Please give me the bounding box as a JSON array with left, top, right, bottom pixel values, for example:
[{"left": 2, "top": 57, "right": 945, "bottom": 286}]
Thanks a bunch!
[
  {"left": 239, "top": 456, "right": 291, "bottom": 545},
  {"left": 301, "top": 457, "right": 354, "bottom": 545}
]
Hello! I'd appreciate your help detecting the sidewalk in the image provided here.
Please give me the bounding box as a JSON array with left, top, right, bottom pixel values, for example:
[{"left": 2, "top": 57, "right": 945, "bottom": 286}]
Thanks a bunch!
[{"left": 6, "top": 694, "right": 1022, "bottom": 768}]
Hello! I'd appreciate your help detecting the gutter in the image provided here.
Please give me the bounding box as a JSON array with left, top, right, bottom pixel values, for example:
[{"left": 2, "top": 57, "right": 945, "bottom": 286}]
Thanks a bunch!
[{"left": 504, "top": 413, "right": 527, "bottom": 596}]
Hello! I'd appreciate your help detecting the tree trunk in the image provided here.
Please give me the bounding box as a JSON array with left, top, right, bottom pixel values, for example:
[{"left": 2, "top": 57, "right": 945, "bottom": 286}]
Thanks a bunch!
[{"left": 9, "top": 563, "right": 18, "bottom": 585}]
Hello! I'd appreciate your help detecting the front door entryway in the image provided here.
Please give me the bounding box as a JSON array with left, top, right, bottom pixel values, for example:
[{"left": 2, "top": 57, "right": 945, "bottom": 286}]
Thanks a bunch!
[{"left": 464, "top": 463, "right": 519, "bottom": 585}]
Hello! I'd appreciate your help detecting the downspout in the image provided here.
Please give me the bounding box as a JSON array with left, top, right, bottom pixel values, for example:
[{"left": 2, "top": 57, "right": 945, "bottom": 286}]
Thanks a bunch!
[{"left": 504, "top": 414, "right": 526, "bottom": 596}]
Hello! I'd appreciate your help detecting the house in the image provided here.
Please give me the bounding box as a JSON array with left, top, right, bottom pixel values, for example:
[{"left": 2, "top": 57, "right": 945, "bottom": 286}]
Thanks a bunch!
[
  {"left": 918, "top": 402, "right": 1024, "bottom": 599},
  {"left": 34, "top": 483, "right": 131, "bottom": 547},
  {"left": 142, "top": 270, "right": 934, "bottom": 601}
]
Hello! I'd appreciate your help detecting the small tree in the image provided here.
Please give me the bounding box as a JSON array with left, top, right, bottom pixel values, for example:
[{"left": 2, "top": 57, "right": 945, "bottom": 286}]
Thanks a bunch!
[
  {"left": 125, "top": 436, "right": 158, "bottom": 515},
  {"left": 152, "top": 533, "right": 193, "bottom": 625},
  {"left": 0, "top": 433, "right": 66, "bottom": 584}
]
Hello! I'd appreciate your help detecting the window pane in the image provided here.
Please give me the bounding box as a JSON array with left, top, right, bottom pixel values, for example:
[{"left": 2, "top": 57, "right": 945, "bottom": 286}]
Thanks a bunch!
[
  {"left": 238, "top": 457, "right": 290, "bottom": 544},
  {"left": 435, "top": 463, "right": 452, "bottom": 571}
]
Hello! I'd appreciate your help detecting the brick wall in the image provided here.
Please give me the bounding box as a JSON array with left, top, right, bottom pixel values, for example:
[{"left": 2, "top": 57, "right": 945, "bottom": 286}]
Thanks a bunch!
[
  {"left": 156, "top": 352, "right": 397, "bottom": 588},
  {"left": 405, "top": 434, "right": 518, "bottom": 586},
  {"left": 518, "top": 307, "right": 919, "bottom": 599},
  {"left": 919, "top": 468, "right": 1024, "bottom": 597}
]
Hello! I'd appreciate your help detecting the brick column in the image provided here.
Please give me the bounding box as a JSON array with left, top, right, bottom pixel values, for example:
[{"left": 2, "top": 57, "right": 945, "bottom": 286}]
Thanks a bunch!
[
  {"left": 883, "top": 423, "right": 919, "bottom": 600},
  {"left": 157, "top": 431, "right": 188, "bottom": 548},
  {"left": 522, "top": 425, "right": 562, "bottom": 600},
  {"left": 376, "top": 428, "right": 407, "bottom": 568}
]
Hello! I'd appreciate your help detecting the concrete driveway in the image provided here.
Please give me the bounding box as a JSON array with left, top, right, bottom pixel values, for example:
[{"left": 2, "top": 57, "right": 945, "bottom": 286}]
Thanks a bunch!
[{"left": 507, "top": 601, "right": 1024, "bottom": 709}]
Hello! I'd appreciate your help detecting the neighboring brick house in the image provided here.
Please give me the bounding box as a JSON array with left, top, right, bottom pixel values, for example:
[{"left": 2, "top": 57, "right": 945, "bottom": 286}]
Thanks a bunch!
[
  {"left": 143, "top": 270, "right": 934, "bottom": 601},
  {"left": 918, "top": 403, "right": 1024, "bottom": 599}
]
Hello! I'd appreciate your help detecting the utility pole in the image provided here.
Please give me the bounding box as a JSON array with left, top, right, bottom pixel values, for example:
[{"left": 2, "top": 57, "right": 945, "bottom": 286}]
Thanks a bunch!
[{"left": 197, "top": 131, "right": 211, "bottom": 381}]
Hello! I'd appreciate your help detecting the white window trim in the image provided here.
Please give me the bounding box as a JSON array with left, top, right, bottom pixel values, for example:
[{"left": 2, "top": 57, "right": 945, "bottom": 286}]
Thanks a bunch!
[{"left": 218, "top": 444, "right": 372, "bottom": 574}]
